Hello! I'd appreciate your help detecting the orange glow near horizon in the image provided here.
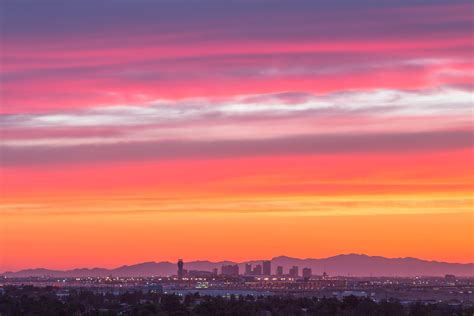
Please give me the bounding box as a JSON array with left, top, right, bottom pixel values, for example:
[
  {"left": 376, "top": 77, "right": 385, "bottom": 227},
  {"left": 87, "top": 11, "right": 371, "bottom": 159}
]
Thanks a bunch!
[
  {"left": 1, "top": 150, "right": 473, "bottom": 271},
  {"left": 1, "top": 212, "right": 472, "bottom": 271}
]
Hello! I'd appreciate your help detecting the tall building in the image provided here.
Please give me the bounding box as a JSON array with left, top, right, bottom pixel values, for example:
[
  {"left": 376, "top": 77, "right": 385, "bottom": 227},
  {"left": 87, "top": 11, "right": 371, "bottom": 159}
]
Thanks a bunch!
[
  {"left": 177, "top": 259, "right": 184, "bottom": 280},
  {"left": 262, "top": 260, "right": 271, "bottom": 275},
  {"left": 289, "top": 266, "right": 299, "bottom": 277},
  {"left": 221, "top": 264, "right": 239, "bottom": 276},
  {"left": 302, "top": 267, "right": 312, "bottom": 279},
  {"left": 276, "top": 266, "right": 284, "bottom": 276},
  {"left": 212, "top": 268, "right": 218, "bottom": 275},
  {"left": 253, "top": 264, "right": 262, "bottom": 276},
  {"left": 245, "top": 263, "right": 252, "bottom": 275}
]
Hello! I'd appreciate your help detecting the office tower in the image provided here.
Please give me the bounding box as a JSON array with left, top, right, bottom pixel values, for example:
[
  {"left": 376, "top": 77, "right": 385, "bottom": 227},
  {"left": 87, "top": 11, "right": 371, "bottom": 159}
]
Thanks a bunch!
[
  {"left": 213, "top": 268, "right": 218, "bottom": 275},
  {"left": 245, "top": 263, "right": 252, "bottom": 275},
  {"left": 276, "top": 266, "right": 284, "bottom": 276},
  {"left": 262, "top": 260, "right": 271, "bottom": 275},
  {"left": 302, "top": 267, "right": 312, "bottom": 279},
  {"left": 253, "top": 264, "right": 262, "bottom": 275},
  {"left": 221, "top": 264, "right": 239, "bottom": 276},
  {"left": 289, "top": 266, "right": 299, "bottom": 277},
  {"left": 177, "top": 259, "right": 184, "bottom": 280}
]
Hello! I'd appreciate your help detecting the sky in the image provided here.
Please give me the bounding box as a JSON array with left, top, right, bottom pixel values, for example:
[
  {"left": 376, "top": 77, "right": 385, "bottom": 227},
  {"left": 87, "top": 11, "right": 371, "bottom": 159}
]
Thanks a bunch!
[{"left": 0, "top": 0, "right": 473, "bottom": 271}]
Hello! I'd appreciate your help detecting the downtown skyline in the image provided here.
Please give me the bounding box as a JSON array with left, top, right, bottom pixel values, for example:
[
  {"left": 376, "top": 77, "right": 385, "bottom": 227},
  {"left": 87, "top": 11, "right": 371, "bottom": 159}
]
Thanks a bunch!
[
  {"left": 0, "top": 0, "right": 473, "bottom": 272},
  {"left": 3, "top": 254, "right": 473, "bottom": 278}
]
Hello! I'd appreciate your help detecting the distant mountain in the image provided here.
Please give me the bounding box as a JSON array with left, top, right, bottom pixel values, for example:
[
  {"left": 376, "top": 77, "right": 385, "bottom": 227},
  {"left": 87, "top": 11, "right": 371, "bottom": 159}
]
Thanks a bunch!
[
  {"left": 267, "top": 254, "right": 473, "bottom": 277},
  {"left": 3, "top": 254, "right": 473, "bottom": 278}
]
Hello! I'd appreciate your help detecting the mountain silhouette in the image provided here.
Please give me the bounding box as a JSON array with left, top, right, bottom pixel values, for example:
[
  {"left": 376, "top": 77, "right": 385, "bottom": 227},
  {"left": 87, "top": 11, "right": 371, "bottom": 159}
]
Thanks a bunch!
[{"left": 3, "top": 254, "right": 472, "bottom": 277}]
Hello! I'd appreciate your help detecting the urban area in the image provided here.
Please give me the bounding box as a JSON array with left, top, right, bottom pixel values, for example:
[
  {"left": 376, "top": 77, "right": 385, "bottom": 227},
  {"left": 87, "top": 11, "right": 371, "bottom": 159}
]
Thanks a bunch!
[{"left": 1, "top": 259, "right": 473, "bottom": 315}]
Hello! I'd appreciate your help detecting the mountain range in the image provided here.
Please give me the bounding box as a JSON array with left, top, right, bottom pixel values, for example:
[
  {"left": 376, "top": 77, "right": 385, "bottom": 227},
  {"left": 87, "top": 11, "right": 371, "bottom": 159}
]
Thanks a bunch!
[{"left": 3, "top": 254, "right": 472, "bottom": 278}]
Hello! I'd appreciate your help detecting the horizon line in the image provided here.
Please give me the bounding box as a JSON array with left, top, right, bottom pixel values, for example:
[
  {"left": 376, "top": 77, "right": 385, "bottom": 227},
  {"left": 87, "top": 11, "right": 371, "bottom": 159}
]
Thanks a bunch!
[{"left": 3, "top": 253, "right": 473, "bottom": 274}]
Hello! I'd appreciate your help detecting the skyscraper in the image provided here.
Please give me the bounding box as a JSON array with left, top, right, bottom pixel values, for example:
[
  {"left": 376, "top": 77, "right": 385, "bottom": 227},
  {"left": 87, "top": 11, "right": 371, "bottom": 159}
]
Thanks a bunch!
[
  {"left": 245, "top": 263, "right": 252, "bottom": 275},
  {"left": 253, "top": 264, "right": 262, "bottom": 275},
  {"left": 302, "top": 267, "right": 312, "bottom": 279},
  {"left": 276, "top": 266, "right": 284, "bottom": 276},
  {"left": 177, "top": 259, "right": 184, "bottom": 280},
  {"left": 289, "top": 266, "right": 299, "bottom": 277},
  {"left": 262, "top": 260, "right": 271, "bottom": 275}
]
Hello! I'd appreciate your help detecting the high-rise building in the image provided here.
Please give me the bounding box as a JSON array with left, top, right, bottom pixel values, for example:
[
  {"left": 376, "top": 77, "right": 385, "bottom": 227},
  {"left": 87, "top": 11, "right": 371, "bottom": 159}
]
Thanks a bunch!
[
  {"left": 221, "top": 264, "right": 239, "bottom": 276},
  {"left": 245, "top": 263, "right": 252, "bottom": 275},
  {"left": 276, "top": 266, "right": 284, "bottom": 276},
  {"left": 253, "top": 264, "right": 262, "bottom": 275},
  {"left": 289, "top": 266, "right": 299, "bottom": 277},
  {"left": 177, "top": 259, "right": 184, "bottom": 280},
  {"left": 262, "top": 260, "right": 271, "bottom": 275},
  {"left": 302, "top": 267, "right": 312, "bottom": 279},
  {"left": 212, "top": 268, "right": 218, "bottom": 275}
]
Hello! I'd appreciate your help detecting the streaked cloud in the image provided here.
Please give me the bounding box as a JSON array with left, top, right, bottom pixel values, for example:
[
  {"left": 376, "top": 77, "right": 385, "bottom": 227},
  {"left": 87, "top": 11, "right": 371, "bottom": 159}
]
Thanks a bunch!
[
  {"left": 2, "top": 130, "right": 472, "bottom": 166},
  {"left": 1, "top": 87, "right": 471, "bottom": 151},
  {"left": 3, "top": 87, "right": 472, "bottom": 127}
]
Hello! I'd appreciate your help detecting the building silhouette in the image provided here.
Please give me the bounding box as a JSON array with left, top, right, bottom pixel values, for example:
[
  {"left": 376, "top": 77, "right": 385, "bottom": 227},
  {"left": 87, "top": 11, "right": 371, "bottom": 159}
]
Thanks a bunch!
[
  {"left": 245, "top": 263, "right": 252, "bottom": 275},
  {"left": 253, "top": 264, "right": 262, "bottom": 276},
  {"left": 302, "top": 267, "right": 312, "bottom": 279},
  {"left": 276, "top": 266, "right": 284, "bottom": 276},
  {"left": 262, "top": 260, "right": 271, "bottom": 275},
  {"left": 177, "top": 259, "right": 184, "bottom": 280},
  {"left": 289, "top": 266, "right": 299, "bottom": 277}
]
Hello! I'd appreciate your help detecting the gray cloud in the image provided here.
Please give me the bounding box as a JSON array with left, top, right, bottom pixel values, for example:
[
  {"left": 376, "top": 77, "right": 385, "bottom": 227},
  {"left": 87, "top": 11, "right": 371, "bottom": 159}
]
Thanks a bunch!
[{"left": 2, "top": 130, "right": 472, "bottom": 167}]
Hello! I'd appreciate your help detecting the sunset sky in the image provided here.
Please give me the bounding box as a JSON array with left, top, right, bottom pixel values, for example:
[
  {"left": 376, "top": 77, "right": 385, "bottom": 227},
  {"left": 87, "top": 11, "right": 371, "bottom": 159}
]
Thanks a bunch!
[{"left": 1, "top": 0, "right": 473, "bottom": 271}]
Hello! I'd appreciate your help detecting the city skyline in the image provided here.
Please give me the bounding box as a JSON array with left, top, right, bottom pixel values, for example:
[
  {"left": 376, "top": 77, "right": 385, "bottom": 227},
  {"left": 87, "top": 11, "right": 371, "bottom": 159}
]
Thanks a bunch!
[
  {"left": 2, "top": 255, "right": 472, "bottom": 311},
  {"left": 2, "top": 253, "right": 473, "bottom": 278},
  {"left": 1, "top": 0, "right": 473, "bottom": 272}
]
